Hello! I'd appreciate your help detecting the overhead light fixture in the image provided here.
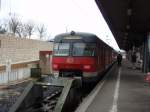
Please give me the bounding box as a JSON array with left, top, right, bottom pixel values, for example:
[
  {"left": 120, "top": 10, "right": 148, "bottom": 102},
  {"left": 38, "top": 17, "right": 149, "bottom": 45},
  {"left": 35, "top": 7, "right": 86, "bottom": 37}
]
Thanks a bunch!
[
  {"left": 126, "top": 25, "right": 130, "bottom": 29},
  {"left": 124, "top": 36, "right": 127, "bottom": 39},
  {"left": 123, "top": 40, "right": 126, "bottom": 43},
  {"left": 127, "top": 9, "right": 132, "bottom": 16},
  {"left": 125, "top": 32, "right": 128, "bottom": 36}
]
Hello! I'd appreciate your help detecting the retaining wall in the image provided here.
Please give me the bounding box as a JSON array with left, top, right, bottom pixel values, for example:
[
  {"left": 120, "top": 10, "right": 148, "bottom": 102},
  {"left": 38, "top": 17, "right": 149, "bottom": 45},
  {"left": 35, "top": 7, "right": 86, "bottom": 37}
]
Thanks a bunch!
[{"left": 0, "top": 34, "right": 53, "bottom": 65}]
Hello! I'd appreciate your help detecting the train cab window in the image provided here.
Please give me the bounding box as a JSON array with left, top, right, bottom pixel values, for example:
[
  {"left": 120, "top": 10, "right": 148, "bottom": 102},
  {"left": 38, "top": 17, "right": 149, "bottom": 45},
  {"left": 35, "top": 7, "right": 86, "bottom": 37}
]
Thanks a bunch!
[
  {"left": 53, "top": 43, "right": 70, "bottom": 56},
  {"left": 72, "top": 43, "right": 96, "bottom": 56}
]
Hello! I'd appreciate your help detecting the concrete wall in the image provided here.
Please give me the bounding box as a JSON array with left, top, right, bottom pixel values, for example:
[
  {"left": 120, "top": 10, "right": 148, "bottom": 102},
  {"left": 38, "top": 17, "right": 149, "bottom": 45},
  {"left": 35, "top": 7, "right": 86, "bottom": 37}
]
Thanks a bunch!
[{"left": 0, "top": 34, "right": 53, "bottom": 66}]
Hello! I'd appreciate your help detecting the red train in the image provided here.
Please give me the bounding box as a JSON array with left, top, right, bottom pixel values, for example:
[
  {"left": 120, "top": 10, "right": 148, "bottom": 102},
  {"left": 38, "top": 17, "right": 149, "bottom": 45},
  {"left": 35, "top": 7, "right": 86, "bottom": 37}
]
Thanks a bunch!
[{"left": 52, "top": 31, "right": 115, "bottom": 82}]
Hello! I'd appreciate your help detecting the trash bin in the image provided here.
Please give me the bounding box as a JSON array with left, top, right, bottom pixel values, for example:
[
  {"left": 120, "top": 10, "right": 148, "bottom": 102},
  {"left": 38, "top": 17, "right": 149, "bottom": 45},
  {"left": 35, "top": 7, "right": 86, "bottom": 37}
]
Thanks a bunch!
[{"left": 31, "top": 68, "right": 41, "bottom": 78}]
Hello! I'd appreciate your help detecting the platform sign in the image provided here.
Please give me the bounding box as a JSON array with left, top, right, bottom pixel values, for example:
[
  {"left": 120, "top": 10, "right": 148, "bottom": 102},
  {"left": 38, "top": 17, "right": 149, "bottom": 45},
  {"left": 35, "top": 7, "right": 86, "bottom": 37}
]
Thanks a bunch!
[{"left": 64, "top": 36, "right": 82, "bottom": 39}]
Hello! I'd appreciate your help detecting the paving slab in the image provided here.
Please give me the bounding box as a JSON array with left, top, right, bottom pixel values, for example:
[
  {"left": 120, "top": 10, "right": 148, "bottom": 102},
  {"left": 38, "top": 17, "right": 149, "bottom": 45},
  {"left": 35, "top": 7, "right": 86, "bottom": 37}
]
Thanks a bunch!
[{"left": 77, "top": 60, "right": 150, "bottom": 112}]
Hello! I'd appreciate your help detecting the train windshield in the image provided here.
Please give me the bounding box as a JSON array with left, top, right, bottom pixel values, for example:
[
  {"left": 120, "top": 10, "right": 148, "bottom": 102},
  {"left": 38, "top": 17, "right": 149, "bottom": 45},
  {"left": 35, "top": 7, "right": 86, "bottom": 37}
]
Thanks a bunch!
[
  {"left": 54, "top": 43, "right": 70, "bottom": 56},
  {"left": 53, "top": 43, "right": 96, "bottom": 56},
  {"left": 72, "top": 43, "right": 96, "bottom": 56}
]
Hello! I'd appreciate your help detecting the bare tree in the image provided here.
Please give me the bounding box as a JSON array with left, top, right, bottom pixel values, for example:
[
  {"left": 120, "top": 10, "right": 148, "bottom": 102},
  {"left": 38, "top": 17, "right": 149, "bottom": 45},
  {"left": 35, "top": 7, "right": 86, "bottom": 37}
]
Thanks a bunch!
[
  {"left": 8, "top": 14, "right": 20, "bottom": 35},
  {"left": 25, "top": 22, "right": 34, "bottom": 38},
  {"left": 15, "top": 21, "right": 34, "bottom": 38},
  {"left": 0, "top": 24, "right": 7, "bottom": 34},
  {"left": 0, "top": 27, "right": 6, "bottom": 34},
  {"left": 21, "top": 24, "right": 28, "bottom": 38},
  {"left": 16, "top": 23, "right": 27, "bottom": 38},
  {"left": 0, "top": 19, "right": 8, "bottom": 34},
  {"left": 20, "top": 23, "right": 28, "bottom": 38},
  {"left": 46, "top": 33, "right": 52, "bottom": 41},
  {"left": 16, "top": 23, "right": 24, "bottom": 37},
  {"left": 37, "top": 24, "right": 47, "bottom": 39}
]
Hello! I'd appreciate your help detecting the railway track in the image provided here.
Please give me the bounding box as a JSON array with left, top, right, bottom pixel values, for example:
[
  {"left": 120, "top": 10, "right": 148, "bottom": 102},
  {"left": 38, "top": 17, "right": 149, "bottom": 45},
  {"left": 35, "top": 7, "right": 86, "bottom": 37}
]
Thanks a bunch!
[
  {"left": 4, "top": 76, "right": 82, "bottom": 112},
  {"left": 42, "top": 86, "right": 62, "bottom": 111},
  {"left": 0, "top": 81, "right": 30, "bottom": 112},
  {"left": 23, "top": 86, "right": 63, "bottom": 112},
  {"left": 0, "top": 70, "right": 112, "bottom": 112},
  {"left": 0, "top": 78, "right": 102, "bottom": 112}
]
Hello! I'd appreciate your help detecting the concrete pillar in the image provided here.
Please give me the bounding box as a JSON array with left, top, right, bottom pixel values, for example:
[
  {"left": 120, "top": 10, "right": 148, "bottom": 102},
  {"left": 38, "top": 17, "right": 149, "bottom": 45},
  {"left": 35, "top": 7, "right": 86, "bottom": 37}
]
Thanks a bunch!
[
  {"left": 143, "top": 33, "right": 150, "bottom": 73},
  {"left": 148, "top": 34, "right": 150, "bottom": 72}
]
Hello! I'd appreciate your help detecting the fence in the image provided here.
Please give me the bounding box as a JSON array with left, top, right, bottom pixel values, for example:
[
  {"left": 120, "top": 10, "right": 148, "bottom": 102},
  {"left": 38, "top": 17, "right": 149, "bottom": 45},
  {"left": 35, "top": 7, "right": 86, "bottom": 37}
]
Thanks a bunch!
[
  {"left": 0, "top": 67, "right": 30, "bottom": 84},
  {"left": 0, "top": 60, "right": 38, "bottom": 85}
]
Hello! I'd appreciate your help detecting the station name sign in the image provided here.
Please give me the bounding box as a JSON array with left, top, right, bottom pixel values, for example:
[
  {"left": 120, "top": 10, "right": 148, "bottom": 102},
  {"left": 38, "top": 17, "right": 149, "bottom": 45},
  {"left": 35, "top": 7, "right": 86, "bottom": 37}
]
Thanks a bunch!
[{"left": 64, "top": 36, "right": 82, "bottom": 39}]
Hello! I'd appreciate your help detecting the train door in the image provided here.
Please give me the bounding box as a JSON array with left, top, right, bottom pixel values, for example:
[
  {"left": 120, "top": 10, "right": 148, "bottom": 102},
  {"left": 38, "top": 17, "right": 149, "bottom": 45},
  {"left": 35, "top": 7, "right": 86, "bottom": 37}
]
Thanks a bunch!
[
  {"left": 96, "top": 44, "right": 99, "bottom": 70},
  {"left": 97, "top": 42, "right": 105, "bottom": 72},
  {"left": 108, "top": 49, "right": 111, "bottom": 64},
  {"left": 96, "top": 42, "right": 103, "bottom": 72},
  {"left": 104, "top": 46, "right": 108, "bottom": 68},
  {"left": 98, "top": 43, "right": 102, "bottom": 71},
  {"left": 110, "top": 50, "right": 113, "bottom": 63},
  {"left": 102, "top": 45, "right": 105, "bottom": 70}
]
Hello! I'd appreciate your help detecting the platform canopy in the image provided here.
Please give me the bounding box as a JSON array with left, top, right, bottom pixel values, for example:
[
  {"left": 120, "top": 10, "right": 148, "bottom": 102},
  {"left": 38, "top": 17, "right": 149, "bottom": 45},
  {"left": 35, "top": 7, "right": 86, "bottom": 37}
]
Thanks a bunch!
[{"left": 95, "top": 0, "right": 150, "bottom": 51}]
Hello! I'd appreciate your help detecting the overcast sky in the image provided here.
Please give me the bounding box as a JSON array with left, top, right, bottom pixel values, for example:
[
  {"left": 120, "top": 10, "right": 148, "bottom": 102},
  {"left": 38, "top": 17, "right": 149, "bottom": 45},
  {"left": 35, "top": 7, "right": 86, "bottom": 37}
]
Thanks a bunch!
[{"left": 0, "top": 0, "right": 120, "bottom": 50}]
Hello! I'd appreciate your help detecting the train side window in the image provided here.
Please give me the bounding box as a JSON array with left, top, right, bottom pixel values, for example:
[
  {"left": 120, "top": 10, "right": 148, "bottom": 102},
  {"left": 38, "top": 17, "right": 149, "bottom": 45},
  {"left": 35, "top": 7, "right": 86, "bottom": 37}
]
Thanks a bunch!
[{"left": 72, "top": 43, "right": 96, "bottom": 56}]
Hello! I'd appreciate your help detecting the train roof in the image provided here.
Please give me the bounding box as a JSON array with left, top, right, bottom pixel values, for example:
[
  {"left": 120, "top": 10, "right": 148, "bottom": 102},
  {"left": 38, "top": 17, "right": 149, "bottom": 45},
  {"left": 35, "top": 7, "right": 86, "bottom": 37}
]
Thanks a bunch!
[
  {"left": 54, "top": 31, "right": 99, "bottom": 43},
  {"left": 54, "top": 31, "right": 113, "bottom": 50}
]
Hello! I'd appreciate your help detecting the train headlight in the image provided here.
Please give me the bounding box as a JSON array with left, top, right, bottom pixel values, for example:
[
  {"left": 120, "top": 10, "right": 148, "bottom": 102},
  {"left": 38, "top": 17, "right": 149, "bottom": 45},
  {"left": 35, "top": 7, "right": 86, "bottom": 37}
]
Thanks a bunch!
[{"left": 83, "top": 65, "right": 91, "bottom": 69}]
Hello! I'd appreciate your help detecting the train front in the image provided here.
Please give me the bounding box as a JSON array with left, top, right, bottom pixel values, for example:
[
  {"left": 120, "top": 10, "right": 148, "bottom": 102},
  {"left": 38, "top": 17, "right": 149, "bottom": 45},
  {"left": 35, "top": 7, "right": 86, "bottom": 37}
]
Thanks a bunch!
[{"left": 52, "top": 32, "right": 98, "bottom": 82}]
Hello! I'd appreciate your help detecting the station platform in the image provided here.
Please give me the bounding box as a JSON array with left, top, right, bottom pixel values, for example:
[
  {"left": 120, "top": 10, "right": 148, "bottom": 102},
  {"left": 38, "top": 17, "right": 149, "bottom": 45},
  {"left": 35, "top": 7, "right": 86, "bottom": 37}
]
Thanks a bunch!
[{"left": 76, "top": 60, "right": 150, "bottom": 112}]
